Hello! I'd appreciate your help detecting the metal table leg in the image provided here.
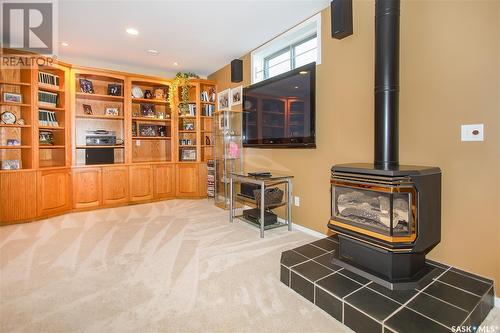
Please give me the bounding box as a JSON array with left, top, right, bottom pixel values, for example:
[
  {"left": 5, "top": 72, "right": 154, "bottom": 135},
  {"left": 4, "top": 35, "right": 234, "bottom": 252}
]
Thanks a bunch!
[
  {"left": 229, "top": 176, "right": 233, "bottom": 223},
  {"left": 260, "top": 180, "right": 265, "bottom": 238},
  {"left": 287, "top": 179, "right": 293, "bottom": 231}
]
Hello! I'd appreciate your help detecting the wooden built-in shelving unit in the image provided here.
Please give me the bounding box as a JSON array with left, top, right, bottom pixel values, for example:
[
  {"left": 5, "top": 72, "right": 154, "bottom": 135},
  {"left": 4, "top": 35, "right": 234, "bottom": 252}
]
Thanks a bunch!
[{"left": 1, "top": 48, "right": 216, "bottom": 225}]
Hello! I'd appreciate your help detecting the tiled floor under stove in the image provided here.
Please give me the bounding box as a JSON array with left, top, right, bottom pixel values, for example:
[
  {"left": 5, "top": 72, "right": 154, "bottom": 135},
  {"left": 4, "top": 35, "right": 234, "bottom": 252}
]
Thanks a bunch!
[{"left": 280, "top": 236, "right": 495, "bottom": 333}]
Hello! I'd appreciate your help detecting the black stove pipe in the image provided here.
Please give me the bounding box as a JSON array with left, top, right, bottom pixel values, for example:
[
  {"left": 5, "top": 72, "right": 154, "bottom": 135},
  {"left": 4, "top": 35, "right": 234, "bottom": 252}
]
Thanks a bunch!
[{"left": 374, "top": 0, "right": 400, "bottom": 168}]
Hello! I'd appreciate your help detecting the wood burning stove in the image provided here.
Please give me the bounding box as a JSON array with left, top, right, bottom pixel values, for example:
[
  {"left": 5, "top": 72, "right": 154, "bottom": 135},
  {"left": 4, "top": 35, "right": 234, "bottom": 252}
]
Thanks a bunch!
[{"left": 327, "top": 0, "right": 442, "bottom": 289}]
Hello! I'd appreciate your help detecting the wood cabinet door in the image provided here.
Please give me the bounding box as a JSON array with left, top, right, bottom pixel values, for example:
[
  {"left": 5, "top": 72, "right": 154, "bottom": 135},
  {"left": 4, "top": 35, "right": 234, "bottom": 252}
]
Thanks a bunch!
[
  {"left": 153, "top": 164, "right": 175, "bottom": 199},
  {"left": 102, "top": 166, "right": 129, "bottom": 205},
  {"left": 73, "top": 168, "right": 102, "bottom": 209},
  {"left": 0, "top": 171, "right": 37, "bottom": 224},
  {"left": 175, "top": 163, "right": 199, "bottom": 197},
  {"left": 129, "top": 165, "right": 153, "bottom": 202},
  {"left": 37, "top": 169, "right": 72, "bottom": 217}
]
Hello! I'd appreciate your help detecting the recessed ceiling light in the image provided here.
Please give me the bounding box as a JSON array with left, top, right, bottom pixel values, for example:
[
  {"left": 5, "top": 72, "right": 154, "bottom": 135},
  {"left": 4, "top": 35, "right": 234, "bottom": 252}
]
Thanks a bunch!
[
  {"left": 61, "top": 42, "right": 69, "bottom": 47},
  {"left": 147, "top": 49, "right": 159, "bottom": 56},
  {"left": 126, "top": 28, "right": 139, "bottom": 36},
  {"left": 299, "top": 71, "right": 308, "bottom": 75},
  {"left": 294, "top": 86, "right": 299, "bottom": 89},
  {"left": 173, "top": 62, "right": 179, "bottom": 66}
]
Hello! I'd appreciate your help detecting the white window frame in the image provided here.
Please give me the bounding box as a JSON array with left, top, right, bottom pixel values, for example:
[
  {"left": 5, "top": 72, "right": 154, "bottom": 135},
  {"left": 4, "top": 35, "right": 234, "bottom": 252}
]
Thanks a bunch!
[{"left": 251, "top": 13, "right": 321, "bottom": 84}]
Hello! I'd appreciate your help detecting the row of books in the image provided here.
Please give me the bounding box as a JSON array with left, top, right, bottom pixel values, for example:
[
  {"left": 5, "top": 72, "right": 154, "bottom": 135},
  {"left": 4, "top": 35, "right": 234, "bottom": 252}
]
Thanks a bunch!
[
  {"left": 202, "top": 104, "right": 215, "bottom": 117},
  {"left": 200, "top": 90, "right": 216, "bottom": 103},
  {"left": 39, "top": 110, "right": 59, "bottom": 127},
  {"left": 38, "top": 71, "right": 60, "bottom": 87},
  {"left": 207, "top": 159, "right": 215, "bottom": 197},
  {"left": 38, "top": 91, "right": 58, "bottom": 107},
  {"left": 183, "top": 103, "right": 196, "bottom": 116}
]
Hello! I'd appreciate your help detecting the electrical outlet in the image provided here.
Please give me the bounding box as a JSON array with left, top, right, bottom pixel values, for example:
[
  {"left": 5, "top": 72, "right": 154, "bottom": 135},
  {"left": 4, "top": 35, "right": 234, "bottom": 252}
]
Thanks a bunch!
[
  {"left": 294, "top": 196, "right": 300, "bottom": 207},
  {"left": 136, "top": 140, "right": 141, "bottom": 146},
  {"left": 461, "top": 124, "right": 484, "bottom": 142}
]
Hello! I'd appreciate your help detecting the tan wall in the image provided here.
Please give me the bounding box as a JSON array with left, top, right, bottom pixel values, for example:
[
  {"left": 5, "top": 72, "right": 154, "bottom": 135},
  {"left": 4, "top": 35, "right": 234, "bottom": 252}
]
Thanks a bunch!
[{"left": 209, "top": 0, "right": 500, "bottom": 296}]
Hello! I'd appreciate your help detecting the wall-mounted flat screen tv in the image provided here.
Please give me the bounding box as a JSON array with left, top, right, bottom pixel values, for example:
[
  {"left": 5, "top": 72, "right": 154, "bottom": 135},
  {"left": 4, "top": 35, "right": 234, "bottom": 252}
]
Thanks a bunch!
[{"left": 242, "top": 62, "right": 316, "bottom": 148}]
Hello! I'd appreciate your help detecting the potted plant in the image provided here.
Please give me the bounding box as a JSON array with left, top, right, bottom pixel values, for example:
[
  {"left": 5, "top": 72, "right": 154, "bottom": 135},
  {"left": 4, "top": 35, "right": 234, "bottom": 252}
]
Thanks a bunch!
[{"left": 168, "top": 72, "right": 199, "bottom": 115}]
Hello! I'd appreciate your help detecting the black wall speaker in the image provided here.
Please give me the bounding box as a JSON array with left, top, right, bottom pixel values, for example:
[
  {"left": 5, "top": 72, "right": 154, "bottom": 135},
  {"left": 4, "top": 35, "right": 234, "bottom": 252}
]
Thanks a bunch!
[
  {"left": 231, "top": 59, "right": 243, "bottom": 83},
  {"left": 331, "top": 0, "right": 353, "bottom": 40}
]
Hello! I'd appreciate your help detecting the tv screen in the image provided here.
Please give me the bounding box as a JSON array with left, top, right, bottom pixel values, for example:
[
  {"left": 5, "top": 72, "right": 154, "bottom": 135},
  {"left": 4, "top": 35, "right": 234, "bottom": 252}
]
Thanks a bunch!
[{"left": 242, "top": 62, "right": 316, "bottom": 148}]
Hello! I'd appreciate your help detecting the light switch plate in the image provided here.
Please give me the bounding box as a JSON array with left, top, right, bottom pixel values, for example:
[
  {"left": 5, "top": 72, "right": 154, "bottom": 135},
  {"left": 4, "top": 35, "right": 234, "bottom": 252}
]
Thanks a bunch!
[
  {"left": 461, "top": 124, "right": 484, "bottom": 142},
  {"left": 294, "top": 196, "right": 300, "bottom": 207}
]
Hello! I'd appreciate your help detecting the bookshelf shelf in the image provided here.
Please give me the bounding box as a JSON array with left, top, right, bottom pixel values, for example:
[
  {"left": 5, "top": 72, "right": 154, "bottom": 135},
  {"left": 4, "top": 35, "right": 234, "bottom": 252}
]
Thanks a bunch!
[
  {"left": 132, "top": 117, "right": 171, "bottom": 122},
  {"left": 38, "top": 105, "right": 65, "bottom": 111},
  {"left": 0, "top": 124, "right": 31, "bottom": 128},
  {"left": 0, "top": 102, "right": 31, "bottom": 107},
  {"left": 0, "top": 145, "right": 32, "bottom": 149},
  {"left": 76, "top": 145, "right": 125, "bottom": 149},
  {"left": 132, "top": 98, "right": 168, "bottom": 105},
  {"left": 76, "top": 114, "right": 124, "bottom": 120},
  {"left": 38, "top": 83, "right": 63, "bottom": 92},
  {"left": 38, "top": 126, "right": 65, "bottom": 130},
  {"left": 39, "top": 145, "right": 65, "bottom": 149},
  {"left": 75, "top": 92, "right": 124, "bottom": 101},
  {"left": 0, "top": 81, "right": 31, "bottom": 87},
  {"left": 132, "top": 137, "right": 171, "bottom": 140},
  {"left": 129, "top": 77, "right": 172, "bottom": 164}
]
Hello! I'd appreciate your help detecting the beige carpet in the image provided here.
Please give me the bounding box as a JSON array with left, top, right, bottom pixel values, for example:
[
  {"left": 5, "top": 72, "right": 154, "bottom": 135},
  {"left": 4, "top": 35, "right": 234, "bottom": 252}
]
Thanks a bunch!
[
  {"left": 1, "top": 199, "right": 498, "bottom": 333},
  {"left": 0, "top": 199, "right": 349, "bottom": 333}
]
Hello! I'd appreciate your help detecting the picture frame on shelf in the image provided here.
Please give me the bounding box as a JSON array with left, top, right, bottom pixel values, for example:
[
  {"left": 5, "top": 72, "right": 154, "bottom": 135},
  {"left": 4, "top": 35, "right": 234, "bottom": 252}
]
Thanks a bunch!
[
  {"left": 1, "top": 159, "right": 21, "bottom": 170},
  {"left": 230, "top": 85, "right": 242, "bottom": 106},
  {"left": 3, "top": 92, "right": 22, "bottom": 103},
  {"left": 218, "top": 89, "right": 230, "bottom": 111},
  {"left": 156, "top": 110, "right": 167, "bottom": 119},
  {"left": 131, "top": 86, "right": 143, "bottom": 98},
  {"left": 79, "top": 78, "right": 94, "bottom": 94},
  {"left": 140, "top": 103, "right": 155, "bottom": 118},
  {"left": 183, "top": 122, "right": 195, "bottom": 131},
  {"left": 105, "top": 107, "right": 119, "bottom": 116},
  {"left": 180, "top": 148, "right": 197, "bottom": 161},
  {"left": 218, "top": 112, "right": 228, "bottom": 130},
  {"left": 154, "top": 87, "right": 166, "bottom": 100},
  {"left": 158, "top": 125, "right": 167, "bottom": 137},
  {"left": 107, "top": 83, "right": 122, "bottom": 96},
  {"left": 6, "top": 139, "right": 20, "bottom": 146},
  {"left": 139, "top": 124, "right": 158, "bottom": 137},
  {"left": 3, "top": 92, "right": 22, "bottom": 104},
  {"left": 39, "top": 131, "right": 55, "bottom": 145},
  {"left": 132, "top": 122, "right": 137, "bottom": 137},
  {"left": 83, "top": 104, "right": 93, "bottom": 115},
  {"left": 1, "top": 111, "right": 17, "bottom": 124}
]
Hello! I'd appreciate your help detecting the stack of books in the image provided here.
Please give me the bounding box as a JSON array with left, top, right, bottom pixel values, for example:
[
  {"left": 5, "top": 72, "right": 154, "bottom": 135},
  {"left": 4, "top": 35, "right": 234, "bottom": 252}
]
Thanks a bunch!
[
  {"left": 39, "top": 110, "right": 59, "bottom": 127},
  {"left": 38, "top": 71, "right": 60, "bottom": 87},
  {"left": 38, "top": 91, "right": 58, "bottom": 108}
]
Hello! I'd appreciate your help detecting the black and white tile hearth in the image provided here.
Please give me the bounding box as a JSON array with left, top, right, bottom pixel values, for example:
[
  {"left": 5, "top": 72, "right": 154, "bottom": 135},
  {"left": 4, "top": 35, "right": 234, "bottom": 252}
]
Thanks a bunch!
[{"left": 280, "top": 236, "right": 495, "bottom": 333}]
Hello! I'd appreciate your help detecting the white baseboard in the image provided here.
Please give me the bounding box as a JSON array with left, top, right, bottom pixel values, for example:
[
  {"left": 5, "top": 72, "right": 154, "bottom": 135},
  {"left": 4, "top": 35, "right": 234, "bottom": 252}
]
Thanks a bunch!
[{"left": 292, "top": 223, "right": 325, "bottom": 239}]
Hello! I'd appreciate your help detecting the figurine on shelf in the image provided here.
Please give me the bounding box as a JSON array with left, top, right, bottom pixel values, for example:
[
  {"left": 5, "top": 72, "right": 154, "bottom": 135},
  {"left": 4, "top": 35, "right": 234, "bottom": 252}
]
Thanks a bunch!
[{"left": 144, "top": 90, "right": 153, "bottom": 99}]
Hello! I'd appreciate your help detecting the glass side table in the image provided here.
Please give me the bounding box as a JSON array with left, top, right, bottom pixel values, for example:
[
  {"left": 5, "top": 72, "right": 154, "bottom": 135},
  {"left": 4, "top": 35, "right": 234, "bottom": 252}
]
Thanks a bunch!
[{"left": 229, "top": 172, "right": 293, "bottom": 238}]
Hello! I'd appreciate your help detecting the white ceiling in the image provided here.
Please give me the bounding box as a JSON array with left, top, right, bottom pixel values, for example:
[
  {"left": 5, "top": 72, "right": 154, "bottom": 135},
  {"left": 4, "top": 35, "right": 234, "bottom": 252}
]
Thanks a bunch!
[{"left": 58, "top": 0, "right": 330, "bottom": 78}]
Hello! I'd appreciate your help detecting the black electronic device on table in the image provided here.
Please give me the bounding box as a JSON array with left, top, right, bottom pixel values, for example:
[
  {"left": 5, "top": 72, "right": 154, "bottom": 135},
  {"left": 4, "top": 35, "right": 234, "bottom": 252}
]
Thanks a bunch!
[
  {"left": 248, "top": 172, "right": 272, "bottom": 178},
  {"left": 243, "top": 208, "right": 277, "bottom": 226}
]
